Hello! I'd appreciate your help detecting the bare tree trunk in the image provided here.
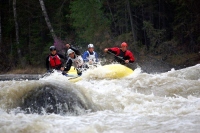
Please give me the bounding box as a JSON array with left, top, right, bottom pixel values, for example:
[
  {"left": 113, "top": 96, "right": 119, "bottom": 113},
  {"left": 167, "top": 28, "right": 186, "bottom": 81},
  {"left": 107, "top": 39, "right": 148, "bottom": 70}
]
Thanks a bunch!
[
  {"left": 13, "top": 0, "right": 23, "bottom": 66},
  {"left": 106, "top": 0, "right": 117, "bottom": 33},
  {"left": 28, "top": 0, "right": 32, "bottom": 62},
  {"left": 127, "top": 0, "right": 137, "bottom": 44},
  {"left": 0, "top": 12, "right": 2, "bottom": 50},
  {"left": 39, "top": 0, "right": 57, "bottom": 41},
  {"left": 58, "top": 0, "right": 67, "bottom": 37}
]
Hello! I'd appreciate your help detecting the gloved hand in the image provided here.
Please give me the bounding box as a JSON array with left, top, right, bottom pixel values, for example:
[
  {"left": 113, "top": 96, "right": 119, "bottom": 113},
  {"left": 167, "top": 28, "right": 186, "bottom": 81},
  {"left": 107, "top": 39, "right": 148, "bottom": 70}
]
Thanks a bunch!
[
  {"left": 76, "top": 68, "right": 82, "bottom": 76},
  {"left": 88, "top": 60, "right": 93, "bottom": 65},
  {"left": 62, "top": 71, "right": 68, "bottom": 76},
  {"left": 47, "top": 70, "right": 53, "bottom": 73},
  {"left": 77, "top": 71, "right": 82, "bottom": 76}
]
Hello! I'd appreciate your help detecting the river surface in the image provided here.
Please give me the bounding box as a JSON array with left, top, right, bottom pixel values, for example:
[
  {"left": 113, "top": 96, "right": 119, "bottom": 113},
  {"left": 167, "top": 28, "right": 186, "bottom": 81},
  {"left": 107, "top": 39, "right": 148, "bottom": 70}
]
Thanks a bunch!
[{"left": 0, "top": 64, "right": 200, "bottom": 133}]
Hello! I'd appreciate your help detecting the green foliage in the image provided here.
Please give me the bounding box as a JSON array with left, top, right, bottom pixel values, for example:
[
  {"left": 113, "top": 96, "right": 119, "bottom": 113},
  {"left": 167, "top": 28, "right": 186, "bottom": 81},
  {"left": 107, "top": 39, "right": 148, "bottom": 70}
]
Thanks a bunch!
[
  {"left": 170, "top": 0, "right": 200, "bottom": 48},
  {"left": 143, "top": 21, "right": 166, "bottom": 50},
  {"left": 0, "top": 0, "right": 200, "bottom": 72},
  {"left": 69, "top": 0, "right": 110, "bottom": 43}
]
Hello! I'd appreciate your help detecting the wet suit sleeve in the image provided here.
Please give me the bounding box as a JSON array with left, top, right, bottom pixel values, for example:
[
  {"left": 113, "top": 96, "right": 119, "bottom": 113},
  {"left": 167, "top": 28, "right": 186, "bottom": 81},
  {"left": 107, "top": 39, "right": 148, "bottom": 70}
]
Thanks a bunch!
[
  {"left": 69, "top": 46, "right": 81, "bottom": 55},
  {"left": 108, "top": 47, "right": 120, "bottom": 55},
  {"left": 126, "top": 50, "right": 135, "bottom": 63},
  {"left": 82, "top": 51, "right": 89, "bottom": 62},
  {"left": 56, "top": 53, "right": 66, "bottom": 67},
  {"left": 46, "top": 56, "right": 50, "bottom": 70},
  {"left": 64, "top": 49, "right": 68, "bottom": 60},
  {"left": 64, "top": 59, "right": 73, "bottom": 71},
  {"left": 57, "top": 53, "right": 65, "bottom": 59},
  {"left": 95, "top": 52, "right": 99, "bottom": 62}
]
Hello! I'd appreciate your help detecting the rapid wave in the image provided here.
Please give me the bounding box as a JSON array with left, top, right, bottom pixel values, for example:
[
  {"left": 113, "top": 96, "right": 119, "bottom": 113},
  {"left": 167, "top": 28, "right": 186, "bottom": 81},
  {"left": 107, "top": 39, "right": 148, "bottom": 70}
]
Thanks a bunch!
[{"left": 0, "top": 64, "right": 200, "bottom": 132}]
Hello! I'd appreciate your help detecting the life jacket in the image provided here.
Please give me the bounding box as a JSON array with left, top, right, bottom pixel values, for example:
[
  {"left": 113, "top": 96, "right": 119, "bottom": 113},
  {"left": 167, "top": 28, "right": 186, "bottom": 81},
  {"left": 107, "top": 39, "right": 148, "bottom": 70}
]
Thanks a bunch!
[
  {"left": 49, "top": 54, "right": 62, "bottom": 68},
  {"left": 86, "top": 51, "right": 96, "bottom": 62},
  {"left": 114, "top": 49, "right": 129, "bottom": 64},
  {"left": 108, "top": 47, "right": 135, "bottom": 63},
  {"left": 117, "top": 49, "right": 126, "bottom": 57},
  {"left": 69, "top": 55, "right": 84, "bottom": 68}
]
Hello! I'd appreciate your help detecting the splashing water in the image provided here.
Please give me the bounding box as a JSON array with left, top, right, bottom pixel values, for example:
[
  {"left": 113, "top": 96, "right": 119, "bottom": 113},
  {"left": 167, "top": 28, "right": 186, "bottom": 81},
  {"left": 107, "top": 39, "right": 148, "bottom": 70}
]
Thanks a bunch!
[{"left": 0, "top": 64, "right": 200, "bottom": 133}]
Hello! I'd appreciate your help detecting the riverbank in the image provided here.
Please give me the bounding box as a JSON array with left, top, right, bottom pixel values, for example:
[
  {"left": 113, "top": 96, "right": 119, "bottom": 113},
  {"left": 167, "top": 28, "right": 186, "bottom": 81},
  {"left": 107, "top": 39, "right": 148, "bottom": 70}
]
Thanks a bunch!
[
  {"left": 0, "top": 74, "right": 41, "bottom": 81},
  {"left": 1, "top": 66, "right": 46, "bottom": 74},
  {"left": 1, "top": 51, "right": 199, "bottom": 75}
]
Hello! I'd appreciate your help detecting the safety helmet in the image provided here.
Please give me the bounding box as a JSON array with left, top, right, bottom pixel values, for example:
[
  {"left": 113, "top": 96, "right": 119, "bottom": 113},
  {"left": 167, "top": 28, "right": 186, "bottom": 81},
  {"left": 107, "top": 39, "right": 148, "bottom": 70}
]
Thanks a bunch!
[
  {"left": 121, "top": 42, "right": 128, "bottom": 47},
  {"left": 50, "top": 46, "right": 56, "bottom": 51},
  {"left": 88, "top": 44, "right": 94, "bottom": 48},
  {"left": 67, "top": 49, "right": 74, "bottom": 55}
]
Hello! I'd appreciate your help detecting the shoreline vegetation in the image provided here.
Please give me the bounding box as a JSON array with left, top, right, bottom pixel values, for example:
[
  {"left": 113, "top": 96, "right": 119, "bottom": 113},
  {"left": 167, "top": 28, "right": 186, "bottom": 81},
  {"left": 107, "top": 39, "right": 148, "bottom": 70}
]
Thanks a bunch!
[
  {"left": 1, "top": 51, "right": 199, "bottom": 75},
  {"left": 0, "top": 1, "right": 199, "bottom": 74}
]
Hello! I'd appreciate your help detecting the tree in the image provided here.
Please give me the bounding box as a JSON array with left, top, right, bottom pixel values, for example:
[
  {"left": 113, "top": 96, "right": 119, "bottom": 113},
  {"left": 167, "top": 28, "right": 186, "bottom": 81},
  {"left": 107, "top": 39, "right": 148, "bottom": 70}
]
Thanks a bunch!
[
  {"left": 0, "top": 12, "right": 2, "bottom": 49},
  {"left": 69, "top": 0, "right": 110, "bottom": 43},
  {"left": 39, "top": 0, "right": 57, "bottom": 41},
  {"left": 127, "top": 0, "right": 137, "bottom": 44},
  {"left": 143, "top": 21, "right": 165, "bottom": 50},
  {"left": 13, "top": 0, "right": 23, "bottom": 67},
  {"left": 171, "top": 0, "right": 200, "bottom": 52}
]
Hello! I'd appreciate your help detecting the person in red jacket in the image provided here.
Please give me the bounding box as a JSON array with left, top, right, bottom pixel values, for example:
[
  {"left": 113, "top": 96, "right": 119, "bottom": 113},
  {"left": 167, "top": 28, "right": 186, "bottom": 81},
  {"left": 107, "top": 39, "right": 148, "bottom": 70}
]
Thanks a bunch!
[
  {"left": 46, "top": 46, "right": 65, "bottom": 72},
  {"left": 104, "top": 42, "right": 135, "bottom": 64}
]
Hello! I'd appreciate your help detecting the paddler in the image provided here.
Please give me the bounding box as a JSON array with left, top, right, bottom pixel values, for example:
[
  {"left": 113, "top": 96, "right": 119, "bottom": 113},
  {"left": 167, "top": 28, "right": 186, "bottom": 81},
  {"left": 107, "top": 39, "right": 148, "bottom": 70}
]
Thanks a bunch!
[
  {"left": 63, "top": 46, "right": 84, "bottom": 76},
  {"left": 104, "top": 42, "right": 135, "bottom": 64},
  {"left": 82, "top": 44, "right": 99, "bottom": 65},
  {"left": 46, "top": 46, "right": 65, "bottom": 73}
]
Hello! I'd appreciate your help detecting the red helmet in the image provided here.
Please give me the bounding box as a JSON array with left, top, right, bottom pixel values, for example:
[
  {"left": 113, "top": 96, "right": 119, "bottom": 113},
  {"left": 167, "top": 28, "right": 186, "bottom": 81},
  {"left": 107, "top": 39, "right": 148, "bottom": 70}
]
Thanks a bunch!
[{"left": 121, "top": 42, "right": 128, "bottom": 47}]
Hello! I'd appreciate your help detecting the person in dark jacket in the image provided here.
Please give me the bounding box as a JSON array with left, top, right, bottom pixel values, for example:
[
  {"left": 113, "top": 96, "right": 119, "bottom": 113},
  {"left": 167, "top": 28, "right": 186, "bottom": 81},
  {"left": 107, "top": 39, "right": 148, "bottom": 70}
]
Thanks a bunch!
[
  {"left": 64, "top": 43, "right": 71, "bottom": 60},
  {"left": 46, "top": 46, "right": 65, "bottom": 72},
  {"left": 104, "top": 42, "right": 135, "bottom": 64}
]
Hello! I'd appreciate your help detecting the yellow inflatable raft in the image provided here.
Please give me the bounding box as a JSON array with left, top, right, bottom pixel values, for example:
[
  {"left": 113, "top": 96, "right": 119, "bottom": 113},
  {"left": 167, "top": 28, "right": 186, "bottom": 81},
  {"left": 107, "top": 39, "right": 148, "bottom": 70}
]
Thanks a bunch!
[{"left": 68, "top": 64, "right": 134, "bottom": 83}]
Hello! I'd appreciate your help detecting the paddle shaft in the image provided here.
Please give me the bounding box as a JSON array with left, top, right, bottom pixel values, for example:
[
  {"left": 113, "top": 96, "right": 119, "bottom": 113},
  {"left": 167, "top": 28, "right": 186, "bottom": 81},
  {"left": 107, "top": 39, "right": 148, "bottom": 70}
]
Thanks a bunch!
[
  {"left": 107, "top": 51, "right": 129, "bottom": 62},
  {"left": 107, "top": 50, "right": 138, "bottom": 69},
  {"left": 107, "top": 50, "right": 126, "bottom": 62}
]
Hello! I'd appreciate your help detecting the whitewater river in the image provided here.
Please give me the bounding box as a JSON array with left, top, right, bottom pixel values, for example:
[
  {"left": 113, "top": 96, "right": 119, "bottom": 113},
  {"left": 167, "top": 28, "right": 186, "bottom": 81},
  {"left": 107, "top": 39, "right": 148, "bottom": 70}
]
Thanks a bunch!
[{"left": 0, "top": 64, "right": 200, "bottom": 133}]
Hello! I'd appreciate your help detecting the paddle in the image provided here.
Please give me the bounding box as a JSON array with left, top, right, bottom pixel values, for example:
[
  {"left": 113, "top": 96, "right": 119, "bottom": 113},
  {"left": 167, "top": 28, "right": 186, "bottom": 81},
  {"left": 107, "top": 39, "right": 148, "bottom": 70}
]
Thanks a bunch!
[
  {"left": 106, "top": 50, "right": 138, "bottom": 69},
  {"left": 107, "top": 51, "right": 128, "bottom": 62}
]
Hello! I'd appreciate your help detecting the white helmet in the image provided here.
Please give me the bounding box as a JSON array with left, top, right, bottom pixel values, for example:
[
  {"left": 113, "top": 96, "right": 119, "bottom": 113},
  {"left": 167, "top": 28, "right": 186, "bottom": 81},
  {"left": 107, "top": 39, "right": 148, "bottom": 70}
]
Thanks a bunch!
[
  {"left": 88, "top": 44, "right": 94, "bottom": 48},
  {"left": 67, "top": 49, "right": 74, "bottom": 55}
]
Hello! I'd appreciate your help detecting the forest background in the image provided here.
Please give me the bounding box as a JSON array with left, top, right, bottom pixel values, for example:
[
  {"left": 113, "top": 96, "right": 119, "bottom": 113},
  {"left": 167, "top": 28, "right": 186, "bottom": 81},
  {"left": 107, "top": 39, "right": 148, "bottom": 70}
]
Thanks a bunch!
[{"left": 0, "top": 0, "right": 199, "bottom": 74}]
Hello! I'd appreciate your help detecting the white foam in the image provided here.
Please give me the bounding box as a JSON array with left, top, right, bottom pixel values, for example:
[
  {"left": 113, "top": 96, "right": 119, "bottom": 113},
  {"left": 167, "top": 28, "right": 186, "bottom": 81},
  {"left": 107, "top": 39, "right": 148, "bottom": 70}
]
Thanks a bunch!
[{"left": 0, "top": 64, "right": 200, "bottom": 132}]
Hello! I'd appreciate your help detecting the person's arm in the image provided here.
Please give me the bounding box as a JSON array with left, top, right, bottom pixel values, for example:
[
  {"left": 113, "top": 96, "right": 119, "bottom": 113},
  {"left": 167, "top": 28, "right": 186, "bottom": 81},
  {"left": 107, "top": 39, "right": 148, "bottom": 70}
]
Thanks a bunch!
[
  {"left": 46, "top": 56, "right": 50, "bottom": 70},
  {"left": 95, "top": 52, "right": 98, "bottom": 62},
  {"left": 108, "top": 47, "right": 119, "bottom": 55},
  {"left": 126, "top": 50, "right": 135, "bottom": 63},
  {"left": 57, "top": 53, "right": 65, "bottom": 59},
  {"left": 70, "top": 46, "right": 81, "bottom": 55},
  {"left": 66, "top": 44, "right": 81, "bottom": 55},
  {"left": 64, "top": 59, "right": 73, "bottom": 71},
  {"left": 82, "top": 51, "right": 89, "bottom": 62}
]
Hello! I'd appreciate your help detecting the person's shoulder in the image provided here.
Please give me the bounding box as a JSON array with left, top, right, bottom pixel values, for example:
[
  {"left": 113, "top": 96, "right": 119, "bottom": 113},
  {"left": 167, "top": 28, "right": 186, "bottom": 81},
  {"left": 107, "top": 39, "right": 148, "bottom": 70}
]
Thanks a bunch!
[
  {"left": 111, "top": 47, "right": 119, "bottom": 49},
  {"left": 46, "top": 54, "right": 50, "bottom": 58},
  {"left": 83, "top": 51, "right": 89, "bottom": 54},
  {"left": 57, "top": 53, "right": 63, "bottom": 56},
  {"left": 57, "top": 53, "right": 65, "bottom": 58},
  {"left": 57, "top": 53, "right": 61, "bottom": 55},
  {"left": 126, "top": 50, "right": 134, "bottom": 54},
  {"left": 109, "top": 47, "right": 120, "bottom": 50}
]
